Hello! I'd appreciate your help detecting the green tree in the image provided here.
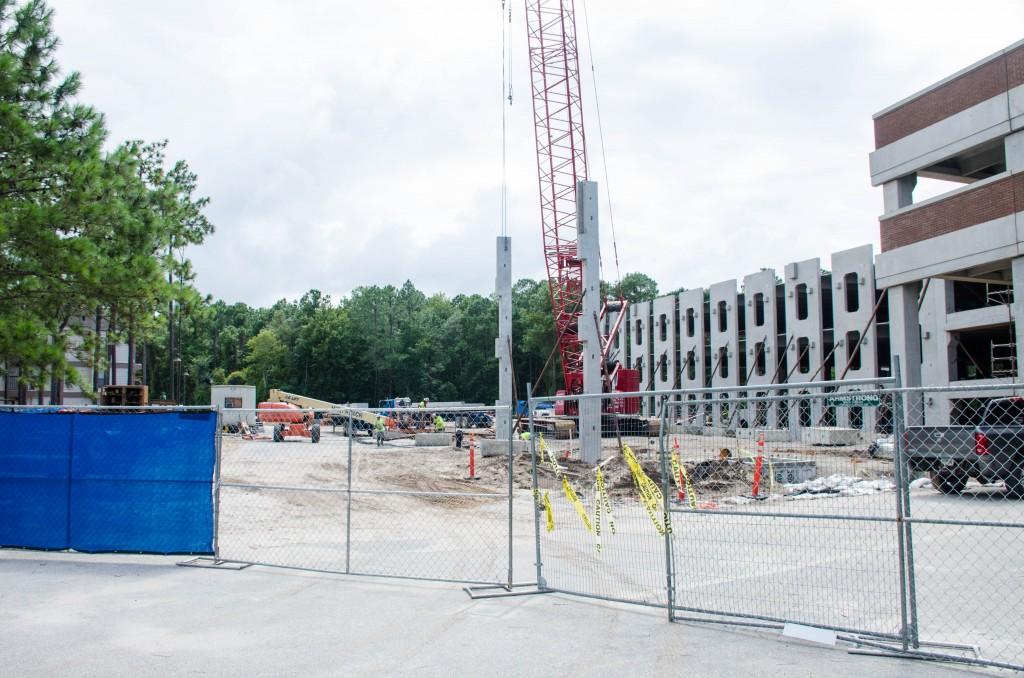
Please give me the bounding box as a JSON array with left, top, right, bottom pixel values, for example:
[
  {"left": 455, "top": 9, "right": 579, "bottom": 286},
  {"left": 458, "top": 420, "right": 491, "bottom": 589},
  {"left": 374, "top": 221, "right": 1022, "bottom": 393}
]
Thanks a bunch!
[{"left": 244, "top": 328, "right": 287, "bottom": 402}]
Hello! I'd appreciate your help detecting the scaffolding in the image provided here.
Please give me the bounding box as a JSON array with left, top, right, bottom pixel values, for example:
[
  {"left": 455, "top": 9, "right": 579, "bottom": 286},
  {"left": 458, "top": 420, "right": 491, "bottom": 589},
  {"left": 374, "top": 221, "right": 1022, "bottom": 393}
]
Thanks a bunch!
[{"left": 990, "top": 340, "right": 1018, "bottom": 378}]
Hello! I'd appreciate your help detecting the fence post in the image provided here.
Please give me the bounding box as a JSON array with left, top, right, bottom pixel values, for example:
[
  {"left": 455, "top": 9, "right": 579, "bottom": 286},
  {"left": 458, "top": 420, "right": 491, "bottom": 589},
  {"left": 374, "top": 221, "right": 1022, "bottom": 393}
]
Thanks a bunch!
[
  {"left": 657, "top": 395, "right": 676, "bottom": 621},
  {"left": 892, "top": 357, "right": 921, "bottom": 648},
  {"left": 527, "top": 383, "right": 544, "bottom": 589},
  {"left": 346, "top": 414, "right": 353, "bottom": 575},
  {"left": 213, "top": 409, "right": 223, "bottom": 560},
  {"left": 507, "top": 404, "right": 515, "bottom": 590},
  {"left": 891, "top": 355, "right": 913, "bottom": 651}
]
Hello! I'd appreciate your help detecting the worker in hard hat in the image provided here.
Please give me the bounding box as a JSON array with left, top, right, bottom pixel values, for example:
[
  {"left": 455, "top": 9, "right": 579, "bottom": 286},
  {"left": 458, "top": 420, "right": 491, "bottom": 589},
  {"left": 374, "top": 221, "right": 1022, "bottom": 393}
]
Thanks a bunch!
[
  {"left": 433, "top": 414, "right": 445, "bottom": 432},
  {"left": 374, "top": 416, "right": 385, "bottom": 447}
]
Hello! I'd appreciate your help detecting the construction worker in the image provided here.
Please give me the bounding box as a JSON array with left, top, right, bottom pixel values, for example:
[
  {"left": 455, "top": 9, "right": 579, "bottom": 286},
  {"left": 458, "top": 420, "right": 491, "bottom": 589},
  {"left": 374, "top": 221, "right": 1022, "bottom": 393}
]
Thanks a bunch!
[
  {"left": 418, "top": 397, "right": 429, "bottom": 429},
  {"left": 374, "top": 416, "right": 385, "bottom": 447},
  {"left": 433, "top": 414, "right": 445, "bottom": 432},
  {"left": 520, "top": 430, "right": 531, "bottom": 442}
]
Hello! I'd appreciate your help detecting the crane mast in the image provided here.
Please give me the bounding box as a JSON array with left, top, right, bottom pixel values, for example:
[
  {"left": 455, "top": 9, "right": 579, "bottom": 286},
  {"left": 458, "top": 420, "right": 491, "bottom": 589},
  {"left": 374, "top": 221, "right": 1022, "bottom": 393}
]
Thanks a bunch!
[{"left": 524, "top": 0, "right": 589, "bottom": 396}]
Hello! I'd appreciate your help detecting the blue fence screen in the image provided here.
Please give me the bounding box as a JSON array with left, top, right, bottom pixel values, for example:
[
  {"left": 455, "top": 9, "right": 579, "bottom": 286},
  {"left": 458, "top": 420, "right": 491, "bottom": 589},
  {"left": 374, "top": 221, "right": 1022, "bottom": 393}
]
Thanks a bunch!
[{"left": 0, "top": 410, "right": 217, "bottom": 554}]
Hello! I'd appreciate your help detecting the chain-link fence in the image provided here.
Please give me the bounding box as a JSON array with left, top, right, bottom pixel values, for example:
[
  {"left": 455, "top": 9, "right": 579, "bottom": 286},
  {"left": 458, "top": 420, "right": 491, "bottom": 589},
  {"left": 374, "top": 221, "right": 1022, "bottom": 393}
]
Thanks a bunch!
[
  {"left": 900, "top": 385, "right": 1024, "bottom": 669},
  {"left": 215, "top": 404, "right": 517, "bottom": 586},
  {"left": 527, "top": 376, "right": 1024, "bottom": 671}
]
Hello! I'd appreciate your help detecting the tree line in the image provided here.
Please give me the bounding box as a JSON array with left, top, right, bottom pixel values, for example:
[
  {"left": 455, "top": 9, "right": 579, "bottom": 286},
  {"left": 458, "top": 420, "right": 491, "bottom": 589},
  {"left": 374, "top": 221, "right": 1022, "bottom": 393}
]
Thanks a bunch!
[{"left": 146, "top": 272, "right": 660, "bottom": 407}]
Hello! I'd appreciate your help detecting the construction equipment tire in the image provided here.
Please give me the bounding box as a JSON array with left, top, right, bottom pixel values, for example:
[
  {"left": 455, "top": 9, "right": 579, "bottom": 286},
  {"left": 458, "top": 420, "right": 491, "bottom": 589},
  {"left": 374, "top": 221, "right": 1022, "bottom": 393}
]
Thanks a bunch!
[
  {"left": 311, "top": 424, "right": 321, "bottom": 444},
  {"left": 273, "top": 424, "right": 283, "bottom": 443},
  {"left": 929, "top": 466, "right": 968, "bottom": 495}
]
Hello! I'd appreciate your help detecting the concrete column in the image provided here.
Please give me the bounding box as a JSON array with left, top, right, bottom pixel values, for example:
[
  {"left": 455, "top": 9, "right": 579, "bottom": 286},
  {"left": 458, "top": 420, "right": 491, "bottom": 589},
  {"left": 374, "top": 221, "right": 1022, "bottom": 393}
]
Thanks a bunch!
[
  {"left": 1011, "top": 257, "right": 1024, "bottom": 380},
  {"left": 578, "top": 181, "right": 602, "bottom": 464},
  {"left": 494, "top": 236, "right": 513, "bottom": 439},
  {"left": 888, "top": 281, "right": 923, "bottom": 425},
  {"left": 1005, "top": 130, "right": 1024, "bottom": 171},
  {"left": 882, "top": 174, "right": 917, "bottom": 213}
]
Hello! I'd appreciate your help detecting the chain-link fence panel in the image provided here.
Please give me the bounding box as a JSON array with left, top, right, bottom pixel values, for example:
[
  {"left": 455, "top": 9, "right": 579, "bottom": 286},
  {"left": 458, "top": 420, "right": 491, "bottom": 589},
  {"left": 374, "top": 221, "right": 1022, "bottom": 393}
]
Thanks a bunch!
[
  {"left": 662, "top": 384, "right": 905, "bottom": 639},
  {"left": 899, "top": 385, "right": 1024, "bottom": 670},
  {"left": 348, "top": 406, "right": 513, "bottom": 585},
  {"left": 216, "top": 408, "right": 349, "bottom": 572},
  {"left": 216, "top": 405, "right": 516, "bottom": 586},
  {"left": 528, "top": 393, "right": 672, "bottom": 608}
]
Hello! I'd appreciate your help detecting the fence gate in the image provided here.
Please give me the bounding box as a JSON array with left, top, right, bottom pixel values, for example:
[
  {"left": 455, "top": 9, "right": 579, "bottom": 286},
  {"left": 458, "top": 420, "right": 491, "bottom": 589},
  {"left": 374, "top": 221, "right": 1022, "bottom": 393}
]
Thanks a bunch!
[{"left": 214, "top": 406, "right": 515, "bottom": 586}]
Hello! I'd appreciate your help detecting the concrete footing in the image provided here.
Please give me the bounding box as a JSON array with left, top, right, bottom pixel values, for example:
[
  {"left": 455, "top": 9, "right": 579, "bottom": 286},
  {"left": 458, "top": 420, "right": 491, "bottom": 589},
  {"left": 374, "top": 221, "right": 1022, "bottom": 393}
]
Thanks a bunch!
[
  {"left": 801, "top": 427, "right": 861, "bottom": 446},
  {"left": 479, "top": 439, "right": 529, "bottom": 457},
  {"left": 414, "top": 432, "right": 452, "bottom": 447}
]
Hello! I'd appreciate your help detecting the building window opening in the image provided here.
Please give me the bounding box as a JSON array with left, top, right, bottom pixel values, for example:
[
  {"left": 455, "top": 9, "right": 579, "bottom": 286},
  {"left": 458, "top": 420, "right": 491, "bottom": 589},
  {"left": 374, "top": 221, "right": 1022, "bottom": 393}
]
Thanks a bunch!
[
  {"left": 659, "top": 314, "right": 667, "bottom": 342},
  {"left": 797, "top": 337, "right": 810, "bottom": 374},
  {"left": 796, "top": 283, "right": 808, "bottom": 320},
  {"left": 717, "top": 301, "right": 728, "bottom": 332},
  {"left": 798, "top": 392, "right": 812, "bottom": 427},
  {"left": 686, "top": 350, "right": 696, "bottom": 381},
  {"left": 850, "top": 406, "right": 864, "bottom": 430},
  {"left": 660, "top": 358, "right": 668, "bottom": 382},
  {"left": 844, "top": 273, "right": 859, "bottom": 313},
  {"left": 635, "top": 320, "right": 643, "bottom": 346},
  {"left": 686, "top": 308, "right": 695, "bottom": 337},
  {"left": 754, "top": 342, "right": 766, "bottom": 376},
  {"left": 718, "top": 347, "right": 729, "bottom": 379},
  {"left": 846, "top": 331, "right": 862, "bottom": 371},
  {"left": 754, "top": 293, "right": 765, "bottom": 327}
]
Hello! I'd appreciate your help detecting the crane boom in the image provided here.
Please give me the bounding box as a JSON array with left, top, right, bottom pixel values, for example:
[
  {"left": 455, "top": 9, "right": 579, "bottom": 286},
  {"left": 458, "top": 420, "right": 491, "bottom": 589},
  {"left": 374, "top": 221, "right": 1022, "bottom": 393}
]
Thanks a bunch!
[{"left": 525, "top": 0, "right": 589, "bottom": 396}]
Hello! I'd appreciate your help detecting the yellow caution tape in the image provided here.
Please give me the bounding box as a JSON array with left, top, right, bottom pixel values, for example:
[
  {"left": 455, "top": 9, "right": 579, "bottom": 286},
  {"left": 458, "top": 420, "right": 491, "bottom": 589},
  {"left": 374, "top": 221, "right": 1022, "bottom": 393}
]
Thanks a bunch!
[
  {"left": 678, "top": 458, "right": 697, "bottom": 510},
  {"left": 543, "top": 491, "right": 554, "bottom": 533},
  {"left": 562, "top": 476, "right": 593, "bottom": 534},
  {"left": 623, "top": 445, "right": 671, "bottom": 536},
  {"left": 594, "top": 466, "right": 616, "bottom": 552},
  {"left": 670, "top": 451, "right": 683, "bottom": 491}
]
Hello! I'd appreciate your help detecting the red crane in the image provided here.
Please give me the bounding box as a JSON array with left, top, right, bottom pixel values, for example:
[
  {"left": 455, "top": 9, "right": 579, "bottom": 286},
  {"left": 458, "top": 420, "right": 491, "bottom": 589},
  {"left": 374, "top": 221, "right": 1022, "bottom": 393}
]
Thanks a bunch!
[{"left": 524, "top": 0, "right": 638, "bottom": 408}]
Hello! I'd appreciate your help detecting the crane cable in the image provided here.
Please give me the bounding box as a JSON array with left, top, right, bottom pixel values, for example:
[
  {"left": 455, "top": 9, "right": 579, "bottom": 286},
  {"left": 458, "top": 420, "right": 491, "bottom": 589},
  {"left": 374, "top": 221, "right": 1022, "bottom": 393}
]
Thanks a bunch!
[{"left": 581, "top": 0, "right": 621, "bottom": 289}]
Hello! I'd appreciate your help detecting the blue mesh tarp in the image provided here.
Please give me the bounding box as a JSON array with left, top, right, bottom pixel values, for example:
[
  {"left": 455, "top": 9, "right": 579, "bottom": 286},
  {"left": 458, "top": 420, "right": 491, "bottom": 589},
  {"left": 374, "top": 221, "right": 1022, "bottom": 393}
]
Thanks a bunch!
[
  {"left": 0, "top": 412, "right": 72, "bottom": 549},
  {"left": 70, "top": 412, "right": 216, "bottom": 553},
  {"left": 0, "top": 410, "right": 216, "bottom": 554}
]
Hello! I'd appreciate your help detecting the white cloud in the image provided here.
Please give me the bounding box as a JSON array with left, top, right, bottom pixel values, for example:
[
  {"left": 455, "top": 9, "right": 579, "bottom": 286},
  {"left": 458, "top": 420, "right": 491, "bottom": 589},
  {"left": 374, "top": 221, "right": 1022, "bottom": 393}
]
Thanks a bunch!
[{"left": 48, "top": 0, "right": 1024, "bottom": 305}]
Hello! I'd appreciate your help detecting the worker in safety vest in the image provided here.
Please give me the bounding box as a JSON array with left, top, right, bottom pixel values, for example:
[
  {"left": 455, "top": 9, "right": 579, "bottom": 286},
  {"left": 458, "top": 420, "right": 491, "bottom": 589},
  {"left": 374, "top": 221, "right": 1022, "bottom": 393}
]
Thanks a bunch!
[
  {"left": 520, "top": 431, "right": 531, "bottom": 442},
  {"left": 433, "top": 414, "right": 445, "bottom": 432},
  {"left": 374, "top": 416, "right": 385, "bottom": 447},
  {"left": 418, "top": 397, "right": 428, "bottom": 429}
]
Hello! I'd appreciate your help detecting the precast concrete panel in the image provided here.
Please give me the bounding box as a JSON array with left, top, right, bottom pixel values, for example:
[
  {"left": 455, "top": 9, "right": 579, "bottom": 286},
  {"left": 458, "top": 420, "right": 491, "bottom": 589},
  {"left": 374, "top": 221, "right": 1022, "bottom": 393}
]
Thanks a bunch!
[
  {"left": 830, "top": 246, "right": 878, "bottom": 381},
  {"left": 830, "top": 245, "right": 879, "bottom": 429},
  {"left": 709, "top": 280, "right": 740, "bottom": 428},
  {"left": 743, "top": 269, "right": 780, "bottom": 428},
  {"left": 783, "top": 258, "right": 825, "bottom": 432},
  {"left": 651, "top": 294, "right": 677, "bottom": 391},
  {"left": 630, "top": 301, "right": 653, "bottom": 414},
  {"left": 677, "top": 289, "right": 705, "bottom": 427}
]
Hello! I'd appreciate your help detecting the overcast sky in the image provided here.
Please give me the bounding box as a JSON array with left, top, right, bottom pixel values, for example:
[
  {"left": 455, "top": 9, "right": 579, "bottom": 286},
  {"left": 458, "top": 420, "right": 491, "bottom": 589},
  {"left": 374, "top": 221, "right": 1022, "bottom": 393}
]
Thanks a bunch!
[{"left": 48, "top": 1, "right": 1024, "bottom": 307}]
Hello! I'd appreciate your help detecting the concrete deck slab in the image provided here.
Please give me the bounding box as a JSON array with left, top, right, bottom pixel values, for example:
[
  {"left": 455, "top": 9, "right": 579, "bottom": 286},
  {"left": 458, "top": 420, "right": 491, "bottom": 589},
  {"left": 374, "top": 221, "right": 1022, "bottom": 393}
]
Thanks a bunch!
[{"left": 0, "top": 550, "right": 980, "bottom": 677}]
